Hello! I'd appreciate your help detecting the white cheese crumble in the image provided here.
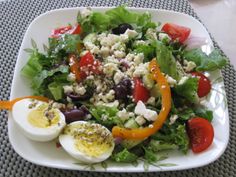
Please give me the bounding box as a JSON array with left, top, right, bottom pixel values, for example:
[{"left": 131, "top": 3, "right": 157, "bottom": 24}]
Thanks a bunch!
[
  {"left": 169, "top": 114, "right": 179, "bottom": 125},
  {"left": 133, "top": 53, "right": 144, "bottom": 65},
  {"left": 113, "top": 70, "right": 125, "bottom": 84},
  {"left": 103, "top": 63, "right": 118, "bottom": 76},
  {"left": 80, "top": 8, "right": 92, "bottom": 18},
  {"left": 114, "top": 50, "right": 126, "bottom": 58},
  {"left": 117, "top": 109, "right": 130, "bottom": 121},
  {"left": 147, "top": 97, "right": 156, "bottom": 106},
  {"left": 135, "top": 115, "right": 146, "bottom": 126},
  {"left": 183, "top": 60, "right": 197, "bottom": 72},
  {"left": 100, "top": 46, "right": 110, "bottom": 57},
  {"left": 134, "top": 101, "right": 158, "bottom": 122},
  {"left": 178, "top": 76, "right": 189, "bottom": 85},
  {"left": 133, "top": 63, "right": 149, "bottom": 77},
  {"left": 67, "top": 73, "right": 76, "bottom": 82},
  {"left": 124, "top": 29, "right": 138, "bottom": 38},
  {"left": 165, "top": 75, "right": 177, "bottom": 87},
  {"left": 146, "top": 28, "right": 157, "bottom": 40},
  {"left": 158, "top": 33, "right": 171, "bottom": 41},
  {"left": 63, "top": 85, "right": 73, "bottom": 94},
  {"left": 74, "top": 86, "right": 86, "bottom": 95}
]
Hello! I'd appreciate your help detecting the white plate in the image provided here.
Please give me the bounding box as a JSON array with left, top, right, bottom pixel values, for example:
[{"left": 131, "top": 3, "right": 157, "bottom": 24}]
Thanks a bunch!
[{"left": 8, "top": 7, "right": 229, "bottom": 172}]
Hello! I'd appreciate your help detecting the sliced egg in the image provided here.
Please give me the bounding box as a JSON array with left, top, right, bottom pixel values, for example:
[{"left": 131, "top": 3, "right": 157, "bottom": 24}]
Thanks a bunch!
[
  {"left": 59, "top": 121, "right": 115, "bottom": 163},
  {"left": 12, "top": 99, "right": 66, "bottom": 142}
]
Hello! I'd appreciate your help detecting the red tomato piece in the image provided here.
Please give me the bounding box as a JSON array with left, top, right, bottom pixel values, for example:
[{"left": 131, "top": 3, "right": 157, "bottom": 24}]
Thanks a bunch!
[
  {"left": 161, "top": 23, "right": 191, "bottom": 43},
  {"left": 71, "top": 24, "right": 82, "bottom": 35},
  {"left": 51, "top": 25, "right": 72, "bottom": 38},
  {"left": 79, "top": 52, "right": 102, "bottom": 79},
  {"left": 133, "top": 77, "right": 150, "bottom": 103},
  {"left": 191, "top": 72, "right": 211, "bottom": 97},
  {"left": 187, "top": 117, "right": 214, "bottom": 153}
]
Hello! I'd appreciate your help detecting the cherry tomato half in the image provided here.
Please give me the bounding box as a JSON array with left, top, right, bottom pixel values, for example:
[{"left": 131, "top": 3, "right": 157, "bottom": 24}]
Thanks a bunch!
[
  {"left": 71, "top": 25, "right": 82, "bottom": 35},
  {"left": 51, "top": 25, "right": 72, "bottom": 38},
  {"left": 161, "top": 23, "right": 191, "bottom": 43},
  {"left": 133, "top": 77, "right": 150, "bottom": 103},
  {"left": 79, "top": 52, "right": 102, "bottom": 79},
  {"left": 187, "top": 117, "right": 214, "bottom": 153},
  {"left": 191, "top": 72, "right": 211, "bottom": 97}
]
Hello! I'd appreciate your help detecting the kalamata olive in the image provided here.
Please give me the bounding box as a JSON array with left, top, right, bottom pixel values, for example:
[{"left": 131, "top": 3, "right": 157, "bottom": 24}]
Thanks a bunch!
[
  {"left": 114, "top": 78, "right": 132, "bottom": 100},
  {"left": 112, "top": 23, "right": 133, "bottom": 35},
  {"left": 63, "top": 109, "right": 86, "bottom": 123},
  {"left": 67, "top": 91, "right": 93, "bottom": 101},
  {"left": 114, "top": 137, "right": 123, "bottom": 145}
]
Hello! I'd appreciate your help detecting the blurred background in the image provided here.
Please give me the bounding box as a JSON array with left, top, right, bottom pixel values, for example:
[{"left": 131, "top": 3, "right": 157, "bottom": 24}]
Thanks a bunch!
[{"left": 189, "top": 0, "right": 236, "bottom": 68}]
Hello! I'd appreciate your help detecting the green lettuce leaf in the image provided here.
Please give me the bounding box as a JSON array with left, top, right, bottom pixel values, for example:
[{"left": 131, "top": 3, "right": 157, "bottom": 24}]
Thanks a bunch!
[
  {"left": 152, "top": 124, "right": 189, "bottom": 153},
  {"left": 194, "top": 107, "right": 213, "bottom": 122},
  {"left": 31, "top": 65, "right": 69, "bottom": 90},
  {"left": 89, "top": 106, "right": 121, "bottom": 127},
  {"left": 155, "top": 41, "right": 180, "bottom": 80},
  {"left": 183, "top": 48, "right": 227, "bottom": 71},
  {"left": 174, "top": 77, "right": 198, "bottom": 104},
  {"left": 148, "top": 140, "right": 178, "bottom": 152},
  {"left": 78, "top": 6, "right": 157, "bottom": 35},
  {"left": 112, "top": 148, "right": 138, "bottom": 163},
  {"left": 21, "top": 50, "right": 43, "bottom": 79},
  {"left": 134, "top": 44, "right": 156, "bottom": 62}
]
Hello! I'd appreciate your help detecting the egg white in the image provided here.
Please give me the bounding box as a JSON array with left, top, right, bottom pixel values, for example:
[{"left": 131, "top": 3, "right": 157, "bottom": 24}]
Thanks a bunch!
[
  {"left": 59, "top": 121, "right": 115, "bottom": 163},
  {"left": 12, "top": 99, "right": 66, "bottom": 142}
]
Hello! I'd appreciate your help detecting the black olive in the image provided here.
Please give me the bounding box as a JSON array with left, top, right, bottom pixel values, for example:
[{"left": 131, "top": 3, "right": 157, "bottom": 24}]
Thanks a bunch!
[
  {"left": 67, "top": 89, "right": 93, "bottom": 101},
  {"left": 112, "top": 23, "right": 133, "bottom": 35},
  {"left": 114, "top": 78, "right": 132, "bottom": 100},
  {"left": 63, "top": 109, "right": 86, "bottom": 124}
]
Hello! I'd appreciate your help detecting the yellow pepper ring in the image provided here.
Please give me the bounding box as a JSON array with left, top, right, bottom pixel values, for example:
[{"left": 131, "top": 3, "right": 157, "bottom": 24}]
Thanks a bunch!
[{"left": 112, "top": 59, "right": 171, "bottom": 140}]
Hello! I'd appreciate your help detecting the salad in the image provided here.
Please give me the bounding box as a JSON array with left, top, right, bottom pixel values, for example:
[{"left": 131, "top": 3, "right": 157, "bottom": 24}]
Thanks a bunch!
[{"left": 9, "top": 6, "right": 227, "bottom": 166}]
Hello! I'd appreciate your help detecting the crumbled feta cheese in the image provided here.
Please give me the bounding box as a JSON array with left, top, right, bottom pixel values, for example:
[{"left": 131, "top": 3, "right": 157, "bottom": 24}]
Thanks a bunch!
[
  {"left": 120, "top": 34, "right": 129, "bottom": 43},
  {"left": 117, "top": 109, "right": 130, "bottom": 121},
  {"left": 169, "top": 114, "right": 178, "bottom": 125},
  {"left": 158, "top": 33, "right": 171, "bottom": 41},
  {"left": 97, "top": 100, "right": 119, "bottom": 107},
  {"left": 135, "top": 115, "right": 146, "bottom": 126},
  {"left": 134, "top": 40, "right": 148, "bottom": 46},
  {"left": 134, "top": 101, "right": 158, "bottom": 122},
  {"left": 178, "top": 76, "right": 189, "bottom": 85},
  {"left": 63, "top": 85, "right": 73, "bottom": 94},
  {"left": 100, "top": 46, "right": 110, "bottom": 57},
  {"left": 133, "top": 63, "right": 149, "bottom": 77},
  {"left": 142, "top": 74, "right": 154, "bottom": 89},
  {"left": 183, "top": 60, "right": 196, "bottom": 72},
  {"left": 103, "top": 63, "right": 118, "bottom": 76},
  {"left": 113, "top": 70, "right": 125, "bottom": 84},
  {"left": 111, "top": 42, "right": 125, "bottom": 52},
  {"left": 165, "top": 75, "right": 177, "bottom": 87},
  {"left": 125, "top": 53, "right": 135, "bottom": 62},
  {"left": 84, "top": 42, "right": 100, "bottom": 54},
  {"left": 114, "top": 50, "right": 126, "bottom": 58},
  {"left": 74, "top": 86, "right": 86, "bottom": 95},
  {"left": 133, "top": 53, "right": 144, "bottom": 65},
  {"left": 134, "top": 101, "right": 146, "bottom": 115},
  {"left": 126, "top": 65, "right": 135, "bottom": 77},
  {"left": 148, "top": 124, "right": 154, "bottom": 128},
  {"left": 104, "top": 89, "right": 115, "bottom": 102},
  {"left": 124, "top": 29, "right": 138, "bottom": 38},
  {"left": 52, "top": 102, "right": 65, "bottom": 109},
  {"left": 146, "top": 28, "right": 157, "bottom": 40},
  {"left": 80, "top": 8, "right": 92, "bottom": 18},
  {"left": 67, "top": 73, "right": 76, "bottom": 82},
  {"left": 147, "top": 97, "right": 156, "bottom": 106},
  {"left": 144, "top": 109, "right": 157, "bottom": 121}
]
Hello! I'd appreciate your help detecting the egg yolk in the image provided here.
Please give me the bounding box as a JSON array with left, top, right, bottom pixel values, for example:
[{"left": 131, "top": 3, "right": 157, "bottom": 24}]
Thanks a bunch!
[
  {"left": 65, "top": 123, "right": 114, "bottom": 157},
  {"left": 28, "top": 103, "right": 60, "bottom": 128}
]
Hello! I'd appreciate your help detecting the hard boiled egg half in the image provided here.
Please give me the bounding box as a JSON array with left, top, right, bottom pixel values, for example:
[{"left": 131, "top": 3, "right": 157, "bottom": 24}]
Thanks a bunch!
[
  {"left": 59, "top": 121, "right": 115, "bottom": 163},
  {"left": 12, "top": 98, "right": 66, "bottom": 142}
]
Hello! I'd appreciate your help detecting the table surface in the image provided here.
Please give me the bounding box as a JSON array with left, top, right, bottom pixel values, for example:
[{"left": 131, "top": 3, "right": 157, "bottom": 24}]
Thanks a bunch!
[{"left": 189, "top": 0, "right": 236, "bottom": 68}]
